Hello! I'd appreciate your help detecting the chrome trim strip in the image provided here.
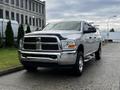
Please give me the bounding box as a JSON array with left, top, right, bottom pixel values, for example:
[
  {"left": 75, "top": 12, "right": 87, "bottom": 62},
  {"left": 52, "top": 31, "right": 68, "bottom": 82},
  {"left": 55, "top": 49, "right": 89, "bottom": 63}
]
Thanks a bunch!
[
  {"left": 22, "top": 56, "right": 57, "bottom": 61},
  {"left": 19, "top": 50, "right": 76, "bottom": 55},
  {"left": 21, "top": 57, "right": 58, "bottom": 63},
  {"left": 19, "top": 50, "right": 61, "bottom": 55},
  {"left": 23, "top": 42, "right": 59, "bottom": 45}
]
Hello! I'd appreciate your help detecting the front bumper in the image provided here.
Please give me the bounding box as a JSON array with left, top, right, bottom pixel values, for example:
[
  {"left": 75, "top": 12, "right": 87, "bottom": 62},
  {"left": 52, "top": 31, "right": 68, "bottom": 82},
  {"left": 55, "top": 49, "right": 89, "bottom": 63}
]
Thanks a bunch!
[{"left": 18, "top": 50, "right": 77, "bottom": 66}]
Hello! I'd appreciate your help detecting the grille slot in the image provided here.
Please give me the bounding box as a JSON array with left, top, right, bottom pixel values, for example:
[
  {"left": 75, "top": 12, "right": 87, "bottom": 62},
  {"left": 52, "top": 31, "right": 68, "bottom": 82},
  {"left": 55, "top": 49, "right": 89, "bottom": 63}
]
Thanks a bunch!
[
  {"left": 23, "top": 36, "right": 59, "bottom": 51},
  {"left": 23, "top": 44, "right": 36, "bottom": 49},
  {"left": 42, "top": 44, "right": 59, "bottom": 50},
  {"left": 41, "top": 37, "right": 57, "bottom": 42},
  {"left": 22, "top": 54, "right": 57, "bottom": 59},
  {"left": 24, "top": 37, "right": 37, "bottom": 42}
]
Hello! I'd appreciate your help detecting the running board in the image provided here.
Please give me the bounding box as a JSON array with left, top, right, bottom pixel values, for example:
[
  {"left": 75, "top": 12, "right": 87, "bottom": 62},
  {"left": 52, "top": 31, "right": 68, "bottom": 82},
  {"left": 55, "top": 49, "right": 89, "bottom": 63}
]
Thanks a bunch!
[{"left": 84, "top": 54, "right": 94, "bottom": 62}]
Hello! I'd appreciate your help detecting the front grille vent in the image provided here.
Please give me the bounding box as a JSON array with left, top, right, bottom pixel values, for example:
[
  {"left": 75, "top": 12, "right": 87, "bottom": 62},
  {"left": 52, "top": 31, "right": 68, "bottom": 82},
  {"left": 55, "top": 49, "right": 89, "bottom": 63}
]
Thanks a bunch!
[{"left": 23, "top": 36, "right": 59, "bottom": 51}]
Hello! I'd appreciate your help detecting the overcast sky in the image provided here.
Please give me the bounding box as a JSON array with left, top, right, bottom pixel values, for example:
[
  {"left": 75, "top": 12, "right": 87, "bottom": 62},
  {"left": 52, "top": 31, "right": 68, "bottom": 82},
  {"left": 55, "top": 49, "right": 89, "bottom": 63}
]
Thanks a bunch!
[{"left": 44, "top": 0, "right": 120, "bottom": 31}]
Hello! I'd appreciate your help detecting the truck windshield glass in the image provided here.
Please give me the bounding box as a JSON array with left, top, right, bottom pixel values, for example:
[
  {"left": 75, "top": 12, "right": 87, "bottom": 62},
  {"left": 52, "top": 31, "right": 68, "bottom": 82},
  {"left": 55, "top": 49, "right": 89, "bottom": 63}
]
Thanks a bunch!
[{"left": 43, "top": 22, "right": 81, "bottom": 30}]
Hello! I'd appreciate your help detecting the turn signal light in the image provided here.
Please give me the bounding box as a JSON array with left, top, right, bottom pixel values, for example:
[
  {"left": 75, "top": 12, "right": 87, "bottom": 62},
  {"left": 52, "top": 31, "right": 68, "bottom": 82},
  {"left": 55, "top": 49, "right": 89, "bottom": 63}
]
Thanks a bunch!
[{"left": 68, "top": 44, "right": 76, "bottom": 49}]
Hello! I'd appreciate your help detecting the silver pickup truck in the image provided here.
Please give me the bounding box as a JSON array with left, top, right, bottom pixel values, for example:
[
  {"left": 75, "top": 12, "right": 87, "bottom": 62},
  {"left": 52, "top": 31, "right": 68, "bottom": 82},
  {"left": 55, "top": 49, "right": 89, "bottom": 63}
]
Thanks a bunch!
[{"left": 18, "top": 21, "right": 102, "bottom": 75}]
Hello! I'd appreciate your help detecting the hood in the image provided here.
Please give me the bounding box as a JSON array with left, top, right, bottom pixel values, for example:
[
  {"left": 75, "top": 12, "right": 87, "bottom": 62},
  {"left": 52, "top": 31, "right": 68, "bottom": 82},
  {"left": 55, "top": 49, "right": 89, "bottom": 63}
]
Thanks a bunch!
[{"left": 25, "top": 30, "right": 82, "bottom": 40}]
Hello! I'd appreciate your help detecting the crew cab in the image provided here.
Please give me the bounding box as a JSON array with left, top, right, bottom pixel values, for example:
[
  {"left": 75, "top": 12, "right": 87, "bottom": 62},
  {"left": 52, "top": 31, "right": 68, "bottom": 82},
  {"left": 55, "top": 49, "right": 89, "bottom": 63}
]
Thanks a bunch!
[{"left": 18, "top": 21, "right": 102, "bottom": 75}]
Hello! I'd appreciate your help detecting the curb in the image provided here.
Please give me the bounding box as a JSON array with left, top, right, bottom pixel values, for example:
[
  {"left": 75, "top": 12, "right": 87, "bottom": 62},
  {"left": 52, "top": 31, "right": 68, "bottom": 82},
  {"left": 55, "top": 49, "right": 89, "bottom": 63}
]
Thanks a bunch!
[{"left": 0, "top": 66, "right": 24, "bottom": 76}]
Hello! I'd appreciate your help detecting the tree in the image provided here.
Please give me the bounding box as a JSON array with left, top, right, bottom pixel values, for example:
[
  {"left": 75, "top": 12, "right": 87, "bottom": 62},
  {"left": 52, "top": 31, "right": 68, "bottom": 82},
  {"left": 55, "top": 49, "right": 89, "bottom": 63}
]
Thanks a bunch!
[
  {"left": 17, "top": 24, "right": 24, "bottom": 45},
  {"left": 26, "top": 25, "right": 31, "bottom": 33},
  {"left": 5, "top": 21, "right": 14, "bottom": 47},
  {"left": 0, "top": 32, "right": 3, "bottom": 48},
  {"left": 110, "top": 28, "right": 115, "bottom": 32}
]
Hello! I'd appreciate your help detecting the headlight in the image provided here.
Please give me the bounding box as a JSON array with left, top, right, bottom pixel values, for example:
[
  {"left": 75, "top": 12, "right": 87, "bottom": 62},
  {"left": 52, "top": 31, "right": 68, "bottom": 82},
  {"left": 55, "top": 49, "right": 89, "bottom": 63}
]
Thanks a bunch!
[
  {"left": 61, "top": 40, "right": 77, "bottom": 50},
  {"left": 19, "top": 39, "right": 23, "bottom": 49}
]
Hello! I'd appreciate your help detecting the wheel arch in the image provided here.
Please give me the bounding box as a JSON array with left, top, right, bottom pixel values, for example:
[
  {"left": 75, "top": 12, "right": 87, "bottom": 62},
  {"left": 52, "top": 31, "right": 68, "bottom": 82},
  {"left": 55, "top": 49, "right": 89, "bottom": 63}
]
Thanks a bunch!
[
  {"left": 77, "top": 44, "right": 84, "bottom": 54},
  {"left": 98, "top": 42, "right": 102, "bottom": 49}
]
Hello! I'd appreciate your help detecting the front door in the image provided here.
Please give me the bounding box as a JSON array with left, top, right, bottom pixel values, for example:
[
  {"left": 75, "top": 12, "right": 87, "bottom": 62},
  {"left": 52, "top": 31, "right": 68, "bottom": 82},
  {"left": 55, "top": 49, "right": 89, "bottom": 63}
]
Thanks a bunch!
[{"left": 82, "top": 23, "right": 95, "bottom": 56}]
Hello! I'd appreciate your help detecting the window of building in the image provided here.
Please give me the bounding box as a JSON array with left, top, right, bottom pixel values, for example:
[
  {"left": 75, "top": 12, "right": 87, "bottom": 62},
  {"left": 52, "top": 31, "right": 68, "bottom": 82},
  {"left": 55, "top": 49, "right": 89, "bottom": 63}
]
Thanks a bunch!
[
  {"left": 39, "top": 18, "right": 41, "bottom": 27},
  {"left": 42, "top": 19, "right": 45, "bottom": 29},
  {"left": 11, "top": 0, "right": 14, "bottom": 4},
  {"left": 5, "top": 10, "right": 9, "bottom": 19},
  {"left": 29, "top": 17, "right": 31, "bottom": 25},
  {"left": 36, "top": 3, "right": 38, "bottom": 12},
  {"left": 32, "top": 2, "right": 35, "bottom": 11},
  {"left": 16, "top": 0, "right": 19, "bottom": 6},
  {"left": 25, "top": 0, "right": 28, "bottom": 9},
  {"left": 33, "top": 18, "right": 35, "bottom": 26},
  {"left": 21, "top": 14, "right": 24, "bottom": 24},
  {"left": 36, "top": 18, "right": 38, "bottom": 26},
  {"left": 25, "top": 15, "right": 28, "bottom": 24},
  {"left": 39, "top": 4, "right": 41, "bottom": 14},
  {"left": 29, "top": 0, "right": 31, "bottom": 11},
  {"left": 11, "top": 12, "right": 15, "bottom": 20},
  {"left": 16, "top": 13, "right": 19, "bottom": 23},
  {"left": 21, "top": 0, "right": 24, "bottom": 8},
  {"left": 5, "top": 0, "right": 9, "bottom": 3},
  {"left": 42, "top": 5, "right": 44, "bottom": 15},
  {"left": 0, "top": 9, "right": 3, "bottom": 19}
]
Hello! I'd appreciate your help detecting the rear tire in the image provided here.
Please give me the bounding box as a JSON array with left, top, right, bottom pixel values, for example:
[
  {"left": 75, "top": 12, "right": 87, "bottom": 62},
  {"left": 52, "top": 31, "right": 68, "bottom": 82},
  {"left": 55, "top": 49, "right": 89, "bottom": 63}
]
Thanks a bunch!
[
  {"left": 95, "top": 45, "right": 101, "bottom": 60},
  {"left": 73, "top": 51, "right": 84, "bottom": 76}
]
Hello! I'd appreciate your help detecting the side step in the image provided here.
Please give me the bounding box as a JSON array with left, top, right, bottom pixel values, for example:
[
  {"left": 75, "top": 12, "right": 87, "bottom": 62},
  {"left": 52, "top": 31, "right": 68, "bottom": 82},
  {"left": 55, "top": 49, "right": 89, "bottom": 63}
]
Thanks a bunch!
[{"left": 84, "top": 54, "right": 94, "bottom": 62}]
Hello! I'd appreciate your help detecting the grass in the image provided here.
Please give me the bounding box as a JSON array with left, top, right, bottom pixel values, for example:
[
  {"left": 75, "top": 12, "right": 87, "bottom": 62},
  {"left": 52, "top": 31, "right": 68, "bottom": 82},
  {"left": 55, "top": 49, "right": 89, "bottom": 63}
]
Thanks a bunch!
[{"left": 0, "top": 48, "right": 21, "bottom": 71}]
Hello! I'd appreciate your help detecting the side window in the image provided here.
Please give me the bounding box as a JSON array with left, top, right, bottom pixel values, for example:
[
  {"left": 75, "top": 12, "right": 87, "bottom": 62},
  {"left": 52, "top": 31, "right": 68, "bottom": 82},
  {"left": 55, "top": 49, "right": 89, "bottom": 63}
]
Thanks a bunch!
[
  {"left": 89, "top": 25, "right": 96, "bottom": 33},
  {"left": 83, "top": 23, "right": 96, "bottom": 33},
  {"left": 83, "top": 23, "right": 89, "bottom": 32}
]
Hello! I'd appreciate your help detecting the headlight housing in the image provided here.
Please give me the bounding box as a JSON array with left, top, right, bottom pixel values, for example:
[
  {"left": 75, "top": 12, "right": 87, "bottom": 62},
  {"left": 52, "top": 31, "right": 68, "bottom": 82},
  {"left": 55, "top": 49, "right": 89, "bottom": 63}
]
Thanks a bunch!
[
  {"left": 19, "top": 39, "right": 23, "bottom": 49},
  {"left": 61, "top": 40, "right": 77, "bottom": 50}
]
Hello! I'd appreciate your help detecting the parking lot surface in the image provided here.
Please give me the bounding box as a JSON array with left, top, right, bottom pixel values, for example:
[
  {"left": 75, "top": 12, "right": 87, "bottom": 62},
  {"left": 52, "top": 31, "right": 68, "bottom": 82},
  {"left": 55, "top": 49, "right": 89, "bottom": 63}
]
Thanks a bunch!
[{"left": 0, "top": 43, "right": 120, "bottom": 90}]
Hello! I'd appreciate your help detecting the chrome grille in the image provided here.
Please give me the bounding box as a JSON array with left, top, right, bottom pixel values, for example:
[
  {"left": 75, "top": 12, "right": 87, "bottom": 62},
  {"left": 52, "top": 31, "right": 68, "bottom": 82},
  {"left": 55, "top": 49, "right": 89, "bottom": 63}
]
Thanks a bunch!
[{"left": 23, "top": 36, "right": 60, "bottom": 51}]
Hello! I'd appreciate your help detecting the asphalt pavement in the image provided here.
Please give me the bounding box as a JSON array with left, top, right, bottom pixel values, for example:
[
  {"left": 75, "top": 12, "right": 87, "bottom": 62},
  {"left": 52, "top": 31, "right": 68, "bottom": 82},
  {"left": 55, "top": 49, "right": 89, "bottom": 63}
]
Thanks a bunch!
[{"left": 0, "top": 43, "right": 120, "bottom": 90}]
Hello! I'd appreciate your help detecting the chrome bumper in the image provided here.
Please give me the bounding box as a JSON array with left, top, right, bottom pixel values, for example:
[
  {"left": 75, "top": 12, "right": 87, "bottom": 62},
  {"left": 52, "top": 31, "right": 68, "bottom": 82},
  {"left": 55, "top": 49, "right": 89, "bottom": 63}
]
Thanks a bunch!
[{"left": 18, "top": 50, "right": 77, "bottom": 65}]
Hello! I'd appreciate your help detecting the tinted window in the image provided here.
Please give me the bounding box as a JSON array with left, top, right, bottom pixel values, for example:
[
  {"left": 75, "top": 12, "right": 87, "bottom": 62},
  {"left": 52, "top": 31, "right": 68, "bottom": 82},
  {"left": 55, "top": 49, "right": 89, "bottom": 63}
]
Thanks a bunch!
[
  {"left": 83, "top": 23, "right": 96, "bottom": 33},
  {"left": 83, "top": 23, "right": 89, "bottom": 31}
]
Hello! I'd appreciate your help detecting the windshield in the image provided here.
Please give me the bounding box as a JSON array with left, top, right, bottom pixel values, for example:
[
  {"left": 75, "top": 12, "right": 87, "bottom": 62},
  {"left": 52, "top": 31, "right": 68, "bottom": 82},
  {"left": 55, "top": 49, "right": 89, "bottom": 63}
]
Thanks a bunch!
[{"left": 43, "top": 21, "right": 81, "bottom": 30}]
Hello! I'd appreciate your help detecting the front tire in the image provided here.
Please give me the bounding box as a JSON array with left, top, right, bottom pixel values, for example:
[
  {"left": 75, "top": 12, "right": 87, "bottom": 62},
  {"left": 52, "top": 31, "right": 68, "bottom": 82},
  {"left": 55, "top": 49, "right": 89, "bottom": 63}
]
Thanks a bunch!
[
  {"left": 24, "top": 65, "right": 37, "bottom": 72},
  {"left": 73, "top": 51, "right": 84, "bottom": 76}
]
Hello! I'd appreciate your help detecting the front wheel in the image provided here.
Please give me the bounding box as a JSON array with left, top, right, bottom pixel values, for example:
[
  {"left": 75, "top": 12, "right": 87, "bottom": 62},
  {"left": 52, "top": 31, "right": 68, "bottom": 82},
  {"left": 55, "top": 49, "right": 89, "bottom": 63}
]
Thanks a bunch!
[
  {"left": 24, "top": 65, "right": 37, "bottom": 72},
  {"left": 73, "top": 51, "right": 84, "bottom": 76}
]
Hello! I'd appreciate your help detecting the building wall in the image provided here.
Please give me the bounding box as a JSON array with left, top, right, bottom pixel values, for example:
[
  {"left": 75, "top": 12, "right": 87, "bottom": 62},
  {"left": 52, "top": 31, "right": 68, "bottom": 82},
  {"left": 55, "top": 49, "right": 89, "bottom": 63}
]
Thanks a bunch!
[{"left": 0, "top": 0, "right": 46, "bottom": 31}]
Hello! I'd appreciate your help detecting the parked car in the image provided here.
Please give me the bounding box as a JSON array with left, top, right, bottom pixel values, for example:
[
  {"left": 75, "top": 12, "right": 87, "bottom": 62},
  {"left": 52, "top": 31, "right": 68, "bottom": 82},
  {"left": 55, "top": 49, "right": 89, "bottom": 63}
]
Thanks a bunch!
[{"left": 18, "top": 21, "right": 102, "bottom": 75}]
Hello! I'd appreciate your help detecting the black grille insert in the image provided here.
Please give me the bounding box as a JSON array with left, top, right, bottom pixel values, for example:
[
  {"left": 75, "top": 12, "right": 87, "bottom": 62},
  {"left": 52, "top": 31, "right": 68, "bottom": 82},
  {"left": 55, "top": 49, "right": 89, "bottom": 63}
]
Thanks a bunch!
[
  {"left": 42, "top": 44, "right": 59, "bottom": 50},
  {"left": 24, "top": 37, "right": 37, "bottom": 42},
  {"left": 23, "top": 44, "right": 36, "bottom": 49},
  {"left": 41, "top": 37, "right": 57, "bottom": 42},
  {"left": 23, "top": 36, "right": 59, "bottom": 50},
  {"left": 22, "top": 54, "right": 57, "bottom": 59}
]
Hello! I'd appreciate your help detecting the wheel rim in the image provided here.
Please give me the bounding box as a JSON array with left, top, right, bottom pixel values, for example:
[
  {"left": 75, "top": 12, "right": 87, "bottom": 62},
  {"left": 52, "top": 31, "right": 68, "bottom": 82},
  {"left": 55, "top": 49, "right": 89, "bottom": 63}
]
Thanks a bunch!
[{"left": 79, "top": 56, "right": 83, "bottom": 72}]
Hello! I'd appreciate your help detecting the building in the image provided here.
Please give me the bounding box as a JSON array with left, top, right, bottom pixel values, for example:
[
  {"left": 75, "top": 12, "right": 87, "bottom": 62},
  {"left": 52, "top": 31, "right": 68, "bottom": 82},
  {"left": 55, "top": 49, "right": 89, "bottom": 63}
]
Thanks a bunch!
[{"left": 0, "top": 0, "right": 46, "bottom": 31}]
